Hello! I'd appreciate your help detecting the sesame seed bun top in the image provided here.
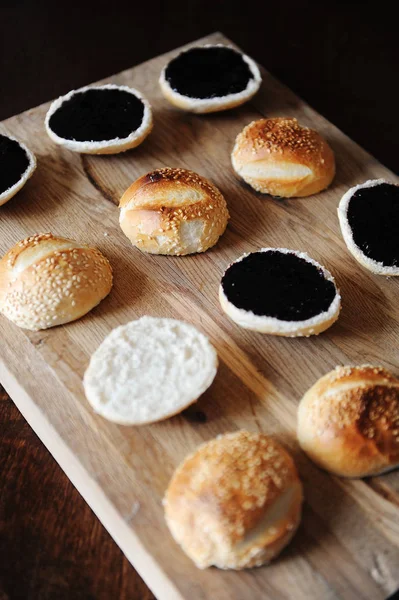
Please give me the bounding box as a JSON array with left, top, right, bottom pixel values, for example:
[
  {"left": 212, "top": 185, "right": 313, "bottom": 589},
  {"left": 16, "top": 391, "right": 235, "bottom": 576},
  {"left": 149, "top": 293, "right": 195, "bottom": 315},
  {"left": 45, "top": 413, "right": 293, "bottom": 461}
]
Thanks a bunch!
[
  {"left": 0, "top": 232, "right": 112, "bottom": 331},
  {"left": 297, "top": 365, "right": 399, "bottom": 477},
  {"left": 119, "top": 167, "right": 229, "bottom": 255},
  {"left": 232, "top": 117, "right": 335, "bottom": 198},
  {"left": 164, "top": 430, "right": 303, "bottom": 569}
]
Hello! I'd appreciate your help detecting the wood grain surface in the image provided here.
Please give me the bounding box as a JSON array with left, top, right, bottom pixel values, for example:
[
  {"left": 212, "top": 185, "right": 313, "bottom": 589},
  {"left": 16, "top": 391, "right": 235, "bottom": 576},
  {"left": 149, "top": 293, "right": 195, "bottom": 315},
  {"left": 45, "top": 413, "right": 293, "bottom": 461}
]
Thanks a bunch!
[{"left": 0, "top": 32, "right": 399, "bottom": 600}]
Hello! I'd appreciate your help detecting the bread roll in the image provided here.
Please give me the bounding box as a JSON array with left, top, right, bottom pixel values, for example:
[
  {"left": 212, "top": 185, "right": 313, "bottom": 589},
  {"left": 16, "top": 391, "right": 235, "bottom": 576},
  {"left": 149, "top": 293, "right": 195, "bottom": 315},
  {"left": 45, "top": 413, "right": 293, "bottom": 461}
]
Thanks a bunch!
[
  {"left": 297, "top": 365, "right": 399, "bottom": 477},
  {"left": 0, "top": 233, "right": 112, "bottom": 331},
  {"left": 164, "top": 430, "right": 303, "bottom": 569},
  {"left": 119, "top": 167, "right": 229, "bottom": 255},
  {"left": 45, "top": 84, "right": 153, "bottom": 154},
  {"left": 219, "top": 248, "right": 341, "bottom": 337},
  {"left": 159, "top": 44, "right": 262, "bottom": 114},
  {"left": 83, "top": 317, "right": 218, "bottom": 425},
  {"left": 338, "top": 179, "right": 399, "bottom": 276},
  {"left": 232, "top": 117, "right": 335, "bottom": 198},
  {"left": 0, "top": 133, "right": 36, "bottom": 207}
]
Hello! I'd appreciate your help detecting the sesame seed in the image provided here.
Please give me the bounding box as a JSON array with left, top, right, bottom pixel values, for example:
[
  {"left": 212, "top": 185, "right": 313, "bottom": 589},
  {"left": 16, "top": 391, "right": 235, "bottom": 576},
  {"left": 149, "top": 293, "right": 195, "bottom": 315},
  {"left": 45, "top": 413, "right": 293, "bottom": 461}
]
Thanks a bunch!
[{"left": 236, "top": 117, "right": 325, "bottom": 158}]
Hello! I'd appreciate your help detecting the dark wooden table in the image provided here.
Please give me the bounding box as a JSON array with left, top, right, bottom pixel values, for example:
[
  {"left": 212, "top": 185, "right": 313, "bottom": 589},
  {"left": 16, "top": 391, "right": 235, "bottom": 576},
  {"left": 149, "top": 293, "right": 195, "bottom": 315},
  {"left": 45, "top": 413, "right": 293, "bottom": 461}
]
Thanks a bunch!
[
  {"left": 0, "top": 386, "right": 155, "bottom": 600},
  {"left": 1, "top": 2, "right": 398, "bottom": 598}
]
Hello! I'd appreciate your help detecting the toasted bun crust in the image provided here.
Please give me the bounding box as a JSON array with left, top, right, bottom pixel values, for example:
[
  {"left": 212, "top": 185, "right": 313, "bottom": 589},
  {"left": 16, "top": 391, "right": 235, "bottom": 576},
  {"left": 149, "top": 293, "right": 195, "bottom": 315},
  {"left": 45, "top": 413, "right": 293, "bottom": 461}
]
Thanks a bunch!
[
  {"left": 0, "top": 233, "right": 112, "bottom": 331},
  {"left": 164, "top": 430, "right": 303, "bottom": 570},
  {"left": 219, "top": 248, "right": 341, "bottom": 337},
  {"left": 45, "top": 84, "right": 153, "bottom": 154},
  {"left": 297, "top": 365, "right": 399, "bottom": 478},
  {"left": 0, "top": 135, "right": 37, "bottom": 207},
  {"left": 232, "top": 117, "right": 335, "bottom": 198},
  {"left": 337, "top": 178, "right": 399, "bottom": 276},
  {"left": 159, "top": 44, "right": 262, "bottom": 114},
  {"left": 119, "top": 167, "right": 229, "bottom": 255}
]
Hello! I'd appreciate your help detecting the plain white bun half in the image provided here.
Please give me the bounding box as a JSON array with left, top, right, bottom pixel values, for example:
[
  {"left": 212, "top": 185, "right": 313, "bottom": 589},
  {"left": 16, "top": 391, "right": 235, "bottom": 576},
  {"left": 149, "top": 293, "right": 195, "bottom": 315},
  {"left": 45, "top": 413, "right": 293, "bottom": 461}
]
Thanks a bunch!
[{"left": 83, "top": 316, "right": 218, "bottom": 425}]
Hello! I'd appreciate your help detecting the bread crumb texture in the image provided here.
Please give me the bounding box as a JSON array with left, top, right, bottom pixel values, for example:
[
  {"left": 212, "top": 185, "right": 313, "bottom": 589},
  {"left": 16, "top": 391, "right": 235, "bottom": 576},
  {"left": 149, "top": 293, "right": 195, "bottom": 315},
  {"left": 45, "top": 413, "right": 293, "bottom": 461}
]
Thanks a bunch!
[{"left": 83, "top": 316, "right": 218, "bottom": 424}]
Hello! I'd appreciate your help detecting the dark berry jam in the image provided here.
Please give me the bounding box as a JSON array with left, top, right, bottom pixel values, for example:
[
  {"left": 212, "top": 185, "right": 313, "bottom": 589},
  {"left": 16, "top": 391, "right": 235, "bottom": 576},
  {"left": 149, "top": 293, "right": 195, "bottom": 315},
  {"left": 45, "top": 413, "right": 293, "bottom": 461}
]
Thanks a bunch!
[
  {"left": 347, "top": 182, "right": 399, "bottom": 266},
  {"left": 164, "top": 46, "right": 253, "bottom": 99},
  {"left": 49, "top": 88, "right": 145, "bottom": 142},
  {"left": 222, "top": 250, "right": 336, "bottom": 321},
  {"left": 0, "top": 134, "right": 30, "bottom": 194}
]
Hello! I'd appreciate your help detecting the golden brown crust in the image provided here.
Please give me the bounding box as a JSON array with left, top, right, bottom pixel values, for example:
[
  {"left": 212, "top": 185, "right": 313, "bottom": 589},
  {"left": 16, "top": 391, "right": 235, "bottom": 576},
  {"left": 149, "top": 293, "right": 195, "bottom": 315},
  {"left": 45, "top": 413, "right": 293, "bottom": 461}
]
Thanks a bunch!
[
  {"left": 232, "top": 118, "right": 335, "bottom": 198},
  {"left": 0, "top": 233, "right": 113, "bottom": 331},
  {"left": 164, "top": 431, "right": 303, "bottom": 569},
  {"left": 119, "top": 168, "right": 229, "bottom": 255},
  {"left": 297, "top": 365, "right": 399, "bottom": 477}
]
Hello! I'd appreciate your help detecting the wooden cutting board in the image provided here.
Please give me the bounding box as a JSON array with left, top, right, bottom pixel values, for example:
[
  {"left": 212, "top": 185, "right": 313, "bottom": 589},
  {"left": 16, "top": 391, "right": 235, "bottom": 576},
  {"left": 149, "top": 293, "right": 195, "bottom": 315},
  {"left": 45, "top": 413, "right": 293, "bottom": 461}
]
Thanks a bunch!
[{"left": 1, "top": 32, "right": 398, "bottom": 600}]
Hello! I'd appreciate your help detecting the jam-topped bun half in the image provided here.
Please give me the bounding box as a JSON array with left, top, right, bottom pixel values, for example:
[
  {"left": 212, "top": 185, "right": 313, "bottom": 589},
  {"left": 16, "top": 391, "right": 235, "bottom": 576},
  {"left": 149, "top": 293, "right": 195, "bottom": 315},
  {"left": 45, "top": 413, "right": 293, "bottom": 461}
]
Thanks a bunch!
[
  {"left": 219, "top": 248, "right": 341, "bottom": 337},
  {"left": 297, "top": 365, "right": 399, "bottom": 477},
  {"left": 0, "top": 133, "right": 36, "bottom": 207},
  {"left": 338, "top": 179, "right": 399, "bottom": 275},
  {"left": 45, "top": 84, "right": 153, "bottom": 154},
  {"left": 119, "top": 167, "right": 229, "bottom": 255},
  {"left": 160, "top": 44, "right": 262, "bottom": 113},
  {"left": 232, "top": 117, "right": 335, "bottom": 198}
]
